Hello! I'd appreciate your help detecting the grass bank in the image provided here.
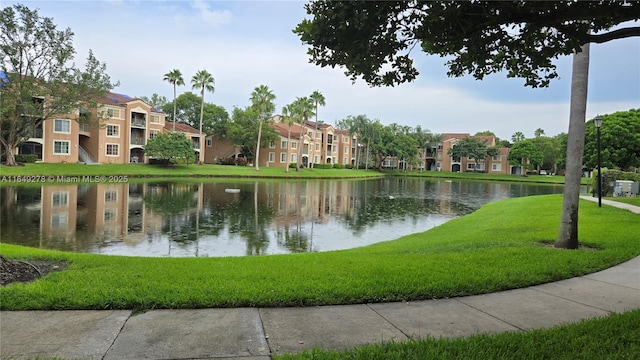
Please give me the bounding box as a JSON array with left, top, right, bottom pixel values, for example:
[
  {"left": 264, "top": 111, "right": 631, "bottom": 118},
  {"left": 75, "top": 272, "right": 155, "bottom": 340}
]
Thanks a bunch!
[
  {"left": 0, "top": 163, "right": 591, "bottom": 185},
  {"left": 0, "top": 163, "right": 383, "bottom": 181},
  {"left": 605, "top": 196, "right": 640, "bottom": 207},
  {"left": 1, "top": 195, "right": 638, "bottom": 311},
  {"left": 275, "top": 310, "right": 640, "bottom": 360}
]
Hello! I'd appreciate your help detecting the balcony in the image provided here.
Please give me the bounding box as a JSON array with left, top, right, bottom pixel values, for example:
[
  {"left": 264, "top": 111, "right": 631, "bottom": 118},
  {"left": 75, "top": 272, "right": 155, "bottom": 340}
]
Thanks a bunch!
[
  {"left": 131, "top": 138, "right": 146, "bottom": 145},
  {"left": 192, "top": 142, "right": 200, "bottom": 150},
  {"left": 27, "top": 128, "right": 43, "bottom": 139},
  {"left": 131, "top": 119, "right": 146, "bottom": 128},
  {"left": 79, "top": 122, "right": 91, "bottom": 133}
]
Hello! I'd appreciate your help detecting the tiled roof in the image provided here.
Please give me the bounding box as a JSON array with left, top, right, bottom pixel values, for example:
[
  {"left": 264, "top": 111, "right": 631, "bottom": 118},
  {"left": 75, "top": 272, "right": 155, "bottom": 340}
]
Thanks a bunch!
[{"left": 165, "top": 121, "right": 201, "bottom": 135}]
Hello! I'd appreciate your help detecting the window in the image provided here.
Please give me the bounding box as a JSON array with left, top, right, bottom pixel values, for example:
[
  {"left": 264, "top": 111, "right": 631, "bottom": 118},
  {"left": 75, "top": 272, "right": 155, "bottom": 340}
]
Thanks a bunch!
[
  {"left": 104, "top": 209, "right": 117, "bottom": 222},
  {"left": 314, "top": 156, "right": 319, "bottom": 163},
  {"left": 269, "top": 141, "right": 275, "bottom": 148},
  {"left": 280, "top": 153, "right": 287, "bottom": 163},
  {"left": 291, "top": 141, "right": 298, "bottom": 149},
  {"left": 492, "top": 155, "right": 502, "bottom": 161},
  {"left": 53, "top": 141, "right": 70, "bottom": 155},
  {"left": 150, "top": 115, "right": 160, "bottom": 123},
  {"left": 106, "top": 108, "right": 122, "bottom": 118},
  {"left": 477, "top": 163, "right": 485, "bottom": 171},
  {"left": 291, "top": 154, "right": 297, "bottom": 163},
  {"left": 150, "top": 130, "right": 159, "bottom": 139},
  {"left": 332, "top": 145, "right": 337, "bottom": 152},
  {"left": 315, "top": 144, "right": 320, "bottom": 151},
  {"left": 437, "top": 153, "right": 443, "bottom": 160},
  {"left": 206, "top": 138, "right": 212, "bottom": 147},
  {"left": 343, "top": 135, "right": 349, "bottom": 143},
  {"left": 105, "top": 190, "right": 118, "bottom": 203},
  {"left": 308, "top": 131, "right": 314, "bottom": 139},
  {"left": 106, "top": 124, "right": 119, "bottom": 137},
  {"left": 51, "top": 212, "right": 68, "bottom": 228},
  {"left": 52, "top": 191, "right": 69, "bottom": 207},
  {"left": 344, "top": 147, "right": 348, "bottom": 154},
  {"left": 106, "top": 144, "right": 119, "bottom": 156},
  {"left": 344, "top": 158, "right": 348, "bottom": 165},
  {"left": 269, "top": 152, "right": 275, "bottom": 162},
  {"left": 316, "top": 132, "right": 321, "bottom": 139},
  {"left": 492, "top": 163, "right": 502, "bottom": 171},
  {"left": 54, "top": 119, "right": 71, "bottom": 133},
  {"left": 467, "top": 163, "right": 476, "bottom": 170},
  {"left": 281, "top": 140, "right": 288, "bottom": 149}
]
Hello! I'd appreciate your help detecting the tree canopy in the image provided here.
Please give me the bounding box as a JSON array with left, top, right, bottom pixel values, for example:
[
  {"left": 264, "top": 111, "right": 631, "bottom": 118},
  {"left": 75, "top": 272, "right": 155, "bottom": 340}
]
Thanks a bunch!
[
  {"left": 0, "top": 4, "right": 117, "bottom": 165},
  {"left": 144, "top": 131, "right": 196, "bottom": 166},
  {"left": 295, "top": 1, "right": 640, "bottom": 87},
  {"left": 508, "top": 139, "right": 544, "bottom": 174},
  {"left": 583, "top": 109, "right": 640, "bottom": 171},
  {"left": 448, "top": 136, "right": 498, "bottom": 170},
  {"left": 158, "top": 92, "right": 229, "bottom": 136}
]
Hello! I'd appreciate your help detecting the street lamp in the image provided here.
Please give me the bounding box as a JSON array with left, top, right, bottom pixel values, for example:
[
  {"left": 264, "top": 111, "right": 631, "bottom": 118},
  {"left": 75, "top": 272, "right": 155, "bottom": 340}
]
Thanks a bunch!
[{"left": 594, "top": 115, "right": 603, "bottom": 207}]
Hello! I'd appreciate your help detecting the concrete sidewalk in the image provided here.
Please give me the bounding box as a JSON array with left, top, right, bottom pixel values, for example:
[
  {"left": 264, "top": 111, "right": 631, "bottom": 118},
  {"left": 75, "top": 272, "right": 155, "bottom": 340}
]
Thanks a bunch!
[
  {"left": 580, "top": 195, "right": 640, "bottom": 214},
  {"left": 1, "top": 256, "right": 638, "bottom": 360}
]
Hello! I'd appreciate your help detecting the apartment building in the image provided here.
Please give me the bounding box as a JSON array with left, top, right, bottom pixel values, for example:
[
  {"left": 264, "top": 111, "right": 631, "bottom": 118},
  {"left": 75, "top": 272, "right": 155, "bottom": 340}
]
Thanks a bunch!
[
  {"left": 17, "top": 92, "right": 204, "bottom": 164},
  {"left": 251, "top": 117, "right": 358, "bottom": 169},
  {"left": 433, "top": 133, "right": 512, "bottom": 174}
]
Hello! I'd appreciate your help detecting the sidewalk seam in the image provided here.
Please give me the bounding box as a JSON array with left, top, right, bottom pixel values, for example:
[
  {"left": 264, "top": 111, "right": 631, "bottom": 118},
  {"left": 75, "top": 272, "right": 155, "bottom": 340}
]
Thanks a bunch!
[
  {"left": 101, "top": 311, "right": 133, "bottom": 360},
  {"left": 365, "top": 303, "right": 412, "bottom": 339},
  {"left": 452, "top": 298, "right": 526, "bottom": 332}
]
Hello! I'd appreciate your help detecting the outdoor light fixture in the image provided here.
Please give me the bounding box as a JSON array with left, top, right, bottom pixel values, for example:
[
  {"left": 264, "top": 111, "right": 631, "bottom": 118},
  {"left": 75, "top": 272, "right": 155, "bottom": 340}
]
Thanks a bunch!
[{"left": 594, "top": 115, "right": 603, "bottom": 207}]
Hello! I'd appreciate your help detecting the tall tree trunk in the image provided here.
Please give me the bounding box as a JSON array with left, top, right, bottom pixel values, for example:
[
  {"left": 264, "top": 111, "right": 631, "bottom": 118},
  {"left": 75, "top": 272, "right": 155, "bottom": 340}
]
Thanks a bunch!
[
  {"left": 172, "top": 83, "right": 177, "bottom": 132},
  {"left": 255, "top": 117, "right": 263, "bottom": 171},
  {"left": 555, "top": 43, "right": 590, "bottom": 249}
]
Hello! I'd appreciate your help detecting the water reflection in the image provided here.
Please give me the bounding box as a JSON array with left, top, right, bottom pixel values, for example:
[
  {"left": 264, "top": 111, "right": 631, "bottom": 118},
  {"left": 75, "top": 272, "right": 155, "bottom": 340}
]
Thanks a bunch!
[{"left": 0, "top": 178, "right": 564, "bottom": 257}]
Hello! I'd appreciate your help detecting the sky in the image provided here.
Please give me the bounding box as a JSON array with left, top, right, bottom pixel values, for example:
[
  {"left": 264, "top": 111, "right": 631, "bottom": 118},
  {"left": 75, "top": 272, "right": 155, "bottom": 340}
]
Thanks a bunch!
[{"left": 5, "top": 0, "right": 640, "bottom": 140}]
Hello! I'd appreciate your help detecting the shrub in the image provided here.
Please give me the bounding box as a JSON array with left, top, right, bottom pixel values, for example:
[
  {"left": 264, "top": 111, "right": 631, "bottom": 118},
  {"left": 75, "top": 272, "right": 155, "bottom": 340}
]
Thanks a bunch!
[
  {"left": 333, "top": 163, "right": 344, "bottom": 169},
  {"left": 345, "top": 164, "right": 354, "bottom": 169},
  {"left": 14, "top": 154, "right": 38, "bottom": 163}
]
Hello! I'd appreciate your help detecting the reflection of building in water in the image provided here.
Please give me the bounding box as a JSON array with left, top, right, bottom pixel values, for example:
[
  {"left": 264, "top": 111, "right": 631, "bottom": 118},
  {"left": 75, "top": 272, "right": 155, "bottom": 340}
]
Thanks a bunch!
[
  {"left": 13, "top": 183, "right": 170, "bottom": 252},
  {"left": 261, "top": 180, "right": 358, "bottom": 228},
  {"left": 40, "top": 185, "right": 78, "bottom": 243}
]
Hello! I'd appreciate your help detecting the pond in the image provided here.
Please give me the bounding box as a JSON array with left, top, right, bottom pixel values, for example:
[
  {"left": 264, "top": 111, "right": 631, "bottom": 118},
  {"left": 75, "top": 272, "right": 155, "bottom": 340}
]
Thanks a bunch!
[{"left": 0, "top": 178, "right": 565, "bottom": 257}]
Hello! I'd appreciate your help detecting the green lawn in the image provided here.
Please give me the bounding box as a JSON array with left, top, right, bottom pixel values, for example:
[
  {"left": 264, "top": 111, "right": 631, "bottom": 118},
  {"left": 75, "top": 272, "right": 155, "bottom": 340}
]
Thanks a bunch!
[
  {"left": 1, "top": 195, "right": 638, "bottom": 311},
  {"left": 0, "top": 163, "right": 383, "bottom": 180},
  {"left": 275, "top": 310, "right": 640, "bottom": 360},
  {"left": 0, "top": 163, "right": 592, "bottom": 185}
]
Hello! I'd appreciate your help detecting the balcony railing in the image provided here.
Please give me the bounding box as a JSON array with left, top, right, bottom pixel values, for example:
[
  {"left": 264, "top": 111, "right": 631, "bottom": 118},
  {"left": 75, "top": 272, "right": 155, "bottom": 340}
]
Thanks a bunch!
[
  {"left": 192, "top": 142, "right": 200, "bottom": 149},
  {"left": 79, "top": 122, "right": 91, "bottom": 133},
  {"left": 131, "top": 138, "right": 146, "bottom": 145},
  {"left": 131, "top": 119, "right": 146, "bottom": 128},
  {"left": 27, "top": 128, "right": 43, "bottom": 139}
]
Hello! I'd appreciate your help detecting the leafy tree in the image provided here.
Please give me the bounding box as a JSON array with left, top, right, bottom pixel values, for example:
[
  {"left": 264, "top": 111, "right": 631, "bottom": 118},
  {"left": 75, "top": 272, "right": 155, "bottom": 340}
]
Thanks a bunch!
[
  {"left": 0, "top": 4, "right": 117, "bottom": 166},
  {"left": 583, "top": 109, "right": 640, "bottom": 171},
  {"left": 159, "top": 92, "right": 229, "bottom": 136},
  {"left": 227, "top": 106, "right": 278, "bottom": 164},
  {"left": 191, "top": 69, "right": 215, "bottom": 137},
  {"left": 164, "top": 69, "right": 185, "bottom": 131},
  {"left": 250, "top": 85, "right": 276, "bottom": 171},
  {"left": 138, "top": 93, "right": 168, "bottom": 109},
  {"left": 447, "top": 136, "right": 497, "bottom": 172},
  {"left": 412, "top": 125, "right": 432, "bottom": 171},
  {"left": 386, "top": 132, "right": 418, "bottom": 171},
  {"left": 294, "top": 0, "right": 640, "bottom": 249},
  {"left": 475, "top": 131, "right": 496, "bottom": 137},
  {"left": 534, "top": 128, "right": 546, "bottom": 138},
  {"left": 144, "top": 131, "right": 195, "bottom": 166},
  {"left": 531, "top": 135, "right": 563, "bottom": 173},
  {"left": 508, "top": 139, "right": 543, "bottom": 176}
]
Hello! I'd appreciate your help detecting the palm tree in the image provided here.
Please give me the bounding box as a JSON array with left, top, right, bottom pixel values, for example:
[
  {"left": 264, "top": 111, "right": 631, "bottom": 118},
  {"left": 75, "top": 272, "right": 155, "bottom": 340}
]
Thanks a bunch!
[
  {"left": 191, "top": 70, "right": 215, "bottom": 163},
  {"left": 250, "top": 85, "right": 276, "bottom": 171},
  {"left": 511, "top": 131, "right": 525, "bottom": 143},
  {"left": 293, "top": 97, "right": 315, "bottom": 171},
  {"left": 413, "top": 125, "right": 431, "bottom": 172},
  {"left": 309, "top": 90, "right": 325, "bottom": 168},
  {"left": 281, "top": 104, "right": 295, "bottom": 173},
  {"left": 163, "top": 69, "right": 184, "bottom": 131}
]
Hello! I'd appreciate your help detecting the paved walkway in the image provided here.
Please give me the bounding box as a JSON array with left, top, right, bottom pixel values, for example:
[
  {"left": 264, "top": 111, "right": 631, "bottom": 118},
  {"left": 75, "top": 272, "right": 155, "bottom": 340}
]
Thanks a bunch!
[
  {"left": 580, "top": 195, "right": 640, "bottom": 214},
  {"left": 1, "top": 255, "right": 638, "bottom": 360}
]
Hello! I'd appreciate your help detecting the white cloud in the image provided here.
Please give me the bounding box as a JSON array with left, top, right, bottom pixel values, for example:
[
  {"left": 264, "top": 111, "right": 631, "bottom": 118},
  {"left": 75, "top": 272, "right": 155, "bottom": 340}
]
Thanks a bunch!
[{"left": 190, "top": 0, "right": 232, "bottom": 27}]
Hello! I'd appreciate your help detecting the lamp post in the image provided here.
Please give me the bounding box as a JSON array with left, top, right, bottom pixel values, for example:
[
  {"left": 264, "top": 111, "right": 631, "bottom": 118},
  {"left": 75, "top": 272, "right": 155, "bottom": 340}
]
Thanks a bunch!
[{"left": 594, "top": 115, "right": 603, "bottom": 207}]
